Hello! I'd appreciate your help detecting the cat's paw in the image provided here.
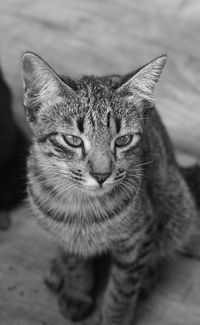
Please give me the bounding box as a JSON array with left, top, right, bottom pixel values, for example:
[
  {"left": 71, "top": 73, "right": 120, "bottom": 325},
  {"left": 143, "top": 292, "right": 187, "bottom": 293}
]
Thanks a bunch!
[
  {"left": 45, "top": 257, "right": 95, "bottom": 322},
  {"left": 59, "top": 288, "right": 95, "bottom": 322},
  {"left": 45, "top": 258, "right": 64, "bottom": 292}
]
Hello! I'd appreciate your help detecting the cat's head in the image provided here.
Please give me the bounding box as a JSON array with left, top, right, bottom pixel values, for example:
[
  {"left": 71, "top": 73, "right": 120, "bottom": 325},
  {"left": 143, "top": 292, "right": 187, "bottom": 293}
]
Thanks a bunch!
[{"left": 21, "top": 52, "right": 166, "bottom": 195}]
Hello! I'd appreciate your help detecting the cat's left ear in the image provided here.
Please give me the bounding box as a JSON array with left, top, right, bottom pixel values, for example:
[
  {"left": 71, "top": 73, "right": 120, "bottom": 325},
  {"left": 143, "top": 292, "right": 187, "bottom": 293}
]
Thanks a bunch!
[
  {"left": 21, "top": 52, "right": 75, "bottom": 110},
  {"left": 116, "top": 55, "right": 167, "bottom": 102}
]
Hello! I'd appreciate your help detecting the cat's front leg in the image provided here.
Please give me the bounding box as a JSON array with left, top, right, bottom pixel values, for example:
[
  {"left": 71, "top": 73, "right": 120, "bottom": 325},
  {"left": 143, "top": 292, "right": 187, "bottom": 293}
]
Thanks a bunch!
[
  {"left": 45, "top": 249, "right": 95, "bottom": 322},
  {"left": 99, "top": 262, "right": 143, "bottom": 324},
  {"left": 96, "top": 236, "right": 152, "bottom": 325},
  {"left": 82, "top": 266, "right": 143, "bottom": 325}
]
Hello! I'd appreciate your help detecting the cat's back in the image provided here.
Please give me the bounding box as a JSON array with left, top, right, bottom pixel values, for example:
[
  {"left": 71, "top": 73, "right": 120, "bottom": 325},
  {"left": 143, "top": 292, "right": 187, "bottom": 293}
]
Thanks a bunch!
[{"left": 143, "top": 107, "right": 198, "bottom": 255}]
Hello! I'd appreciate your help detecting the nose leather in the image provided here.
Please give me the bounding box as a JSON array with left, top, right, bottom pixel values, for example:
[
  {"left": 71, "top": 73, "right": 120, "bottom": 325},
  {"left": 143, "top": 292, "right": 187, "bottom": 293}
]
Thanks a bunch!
[{"left": 92, "top": 172, "right": 111, "bottom": 185}]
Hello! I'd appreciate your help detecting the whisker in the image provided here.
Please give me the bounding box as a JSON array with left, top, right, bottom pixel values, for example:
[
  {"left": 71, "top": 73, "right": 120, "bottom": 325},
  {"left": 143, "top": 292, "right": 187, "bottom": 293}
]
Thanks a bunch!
[
  {"left": 133, "top": 160, "right": 154, "bottom": 168},
  {"left": 118, "top": 183, "right": 132, "bottom": 202}
]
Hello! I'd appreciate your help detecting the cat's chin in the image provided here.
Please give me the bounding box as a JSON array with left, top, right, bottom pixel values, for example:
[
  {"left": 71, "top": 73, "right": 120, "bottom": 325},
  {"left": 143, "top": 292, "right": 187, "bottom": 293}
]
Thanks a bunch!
[{"left": 81, "top": 183, "right": 113, "bottom": 195}]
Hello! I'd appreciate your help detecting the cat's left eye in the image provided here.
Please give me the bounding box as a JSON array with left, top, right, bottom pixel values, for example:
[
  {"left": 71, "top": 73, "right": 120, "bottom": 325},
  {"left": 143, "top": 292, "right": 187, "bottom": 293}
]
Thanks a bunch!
[
  {"left": 115, "top": 134, "right": 133, "bottom": 148},
  {"left": 64, "top": 135, "right": 82, "bottom": 148}
]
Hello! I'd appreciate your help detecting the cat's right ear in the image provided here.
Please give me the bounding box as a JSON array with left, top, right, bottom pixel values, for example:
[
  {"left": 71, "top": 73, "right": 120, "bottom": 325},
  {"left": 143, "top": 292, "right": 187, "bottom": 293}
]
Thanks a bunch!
[
  {"left": 21, "top": 52, "right": 74, "bottom": 113},
  {"left": 116, "top": 55, "right": 167, "bottom": 103}
]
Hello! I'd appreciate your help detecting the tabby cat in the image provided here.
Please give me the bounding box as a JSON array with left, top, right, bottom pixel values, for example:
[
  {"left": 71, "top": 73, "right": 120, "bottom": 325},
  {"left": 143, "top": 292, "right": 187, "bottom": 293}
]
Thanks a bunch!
[{"left": 21, "top": 52, "right": 198, "bottom": 325}]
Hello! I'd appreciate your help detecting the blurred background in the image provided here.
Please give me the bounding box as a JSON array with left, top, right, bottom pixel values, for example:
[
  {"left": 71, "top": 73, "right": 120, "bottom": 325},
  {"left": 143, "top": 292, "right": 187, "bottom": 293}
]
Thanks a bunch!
[
  {"left": 0, "top": 0, "right": 200, "bottom": 157},
  {"left": 1, "top": 2, "right": 200, "bottom": 324}
]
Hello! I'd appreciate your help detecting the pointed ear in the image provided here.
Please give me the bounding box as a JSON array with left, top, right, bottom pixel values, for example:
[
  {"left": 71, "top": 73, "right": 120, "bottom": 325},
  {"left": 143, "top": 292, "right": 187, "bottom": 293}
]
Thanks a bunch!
[
  {"left": 116, "top": 55, "right": 167, "bottom": 102},
  {"left": 21, "top": 52, "right": 74, "bottom": 112}
]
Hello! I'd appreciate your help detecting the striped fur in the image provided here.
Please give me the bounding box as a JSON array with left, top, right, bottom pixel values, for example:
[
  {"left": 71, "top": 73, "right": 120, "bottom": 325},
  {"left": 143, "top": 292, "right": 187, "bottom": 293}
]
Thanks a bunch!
[{"left": 21, "top": 53, "right": 198, "bottom": 325}]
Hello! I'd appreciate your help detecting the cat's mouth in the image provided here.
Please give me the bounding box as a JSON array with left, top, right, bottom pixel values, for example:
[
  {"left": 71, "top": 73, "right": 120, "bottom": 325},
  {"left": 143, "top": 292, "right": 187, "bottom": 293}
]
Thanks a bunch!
[
  {"left": 81, "top": 182, "right": 114, "bottom": 195},
  {"left": 79, "top": 173, "right": 114, "bottom": 192}
]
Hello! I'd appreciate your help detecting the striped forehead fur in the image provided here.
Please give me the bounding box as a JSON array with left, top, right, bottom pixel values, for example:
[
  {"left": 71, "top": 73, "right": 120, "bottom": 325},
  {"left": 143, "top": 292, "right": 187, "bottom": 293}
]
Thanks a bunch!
[{"left": 62, "top": 76, "right": 143, "bottom": 132}]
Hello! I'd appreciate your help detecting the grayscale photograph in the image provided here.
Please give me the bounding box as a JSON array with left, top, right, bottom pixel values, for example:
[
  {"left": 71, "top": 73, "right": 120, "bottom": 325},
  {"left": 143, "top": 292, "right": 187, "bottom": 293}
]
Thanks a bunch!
[{"left": 0, "top": 1, "right": 200, "bottom": 325}]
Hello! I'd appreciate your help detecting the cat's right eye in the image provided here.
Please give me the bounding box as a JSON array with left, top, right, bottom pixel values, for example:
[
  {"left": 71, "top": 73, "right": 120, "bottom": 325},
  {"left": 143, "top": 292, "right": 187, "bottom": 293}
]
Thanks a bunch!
[
  {"left": 115, "top": 134, "right": 133, "bottom": 148},
  {"left": 63, "top": 135, "right": 83, "bottom": 148}
]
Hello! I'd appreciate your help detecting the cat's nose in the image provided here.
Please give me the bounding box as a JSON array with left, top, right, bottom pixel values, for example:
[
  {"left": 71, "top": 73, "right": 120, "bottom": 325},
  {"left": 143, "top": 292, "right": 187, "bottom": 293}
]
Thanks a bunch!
[{"left": 92, "top": 172, "right": 111, "bottom": 185}]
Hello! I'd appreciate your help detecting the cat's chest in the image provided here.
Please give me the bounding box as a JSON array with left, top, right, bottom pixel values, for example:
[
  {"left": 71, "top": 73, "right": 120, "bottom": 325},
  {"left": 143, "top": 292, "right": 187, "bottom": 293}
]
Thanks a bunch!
[
  {"left": 36, "top": 193, "right": 133, "bottom": 257},
  {"left": 30, "top": 178, "right": 137, "bottom": 256},
  {"left": 37, "top": 212, "right": 124, "bottom": 256}
]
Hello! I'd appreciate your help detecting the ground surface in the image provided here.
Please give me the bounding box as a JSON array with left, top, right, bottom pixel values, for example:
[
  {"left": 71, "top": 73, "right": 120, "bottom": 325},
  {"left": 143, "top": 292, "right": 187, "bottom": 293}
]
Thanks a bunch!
[{"left": 1, "top": 1, "right": 200, "bottom": 324}]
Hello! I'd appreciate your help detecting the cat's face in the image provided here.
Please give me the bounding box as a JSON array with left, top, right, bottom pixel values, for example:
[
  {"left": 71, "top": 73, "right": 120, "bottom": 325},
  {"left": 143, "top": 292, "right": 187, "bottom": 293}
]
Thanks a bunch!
[
  {"left": 21, "top": 52, "right": 166, "bottom": 195},
  {"left": 34, "top": 86, "right": 144, "bottom": 193}
]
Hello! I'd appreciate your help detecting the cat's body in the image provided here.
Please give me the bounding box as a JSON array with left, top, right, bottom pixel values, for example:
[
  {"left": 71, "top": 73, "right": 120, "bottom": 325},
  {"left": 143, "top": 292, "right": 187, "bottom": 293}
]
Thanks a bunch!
[
  {"left": 0, "top": 68, "right": 28, "bottom": 229},
  {"left": 28, "top": 104, "right": 196, "bottom": 256},
  {"left": 21, "top": 53, "right": 198, "bottom": 325}
]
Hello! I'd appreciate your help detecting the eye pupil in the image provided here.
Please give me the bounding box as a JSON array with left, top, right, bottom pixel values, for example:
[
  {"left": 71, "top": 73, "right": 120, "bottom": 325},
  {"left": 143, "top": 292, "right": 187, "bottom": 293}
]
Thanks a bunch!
[
  {"left": 64, "top": 135, "right": 82, "bottom": 147},
  {"left": 115, "top": 134, "right": 132, "bottom": 147}
]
